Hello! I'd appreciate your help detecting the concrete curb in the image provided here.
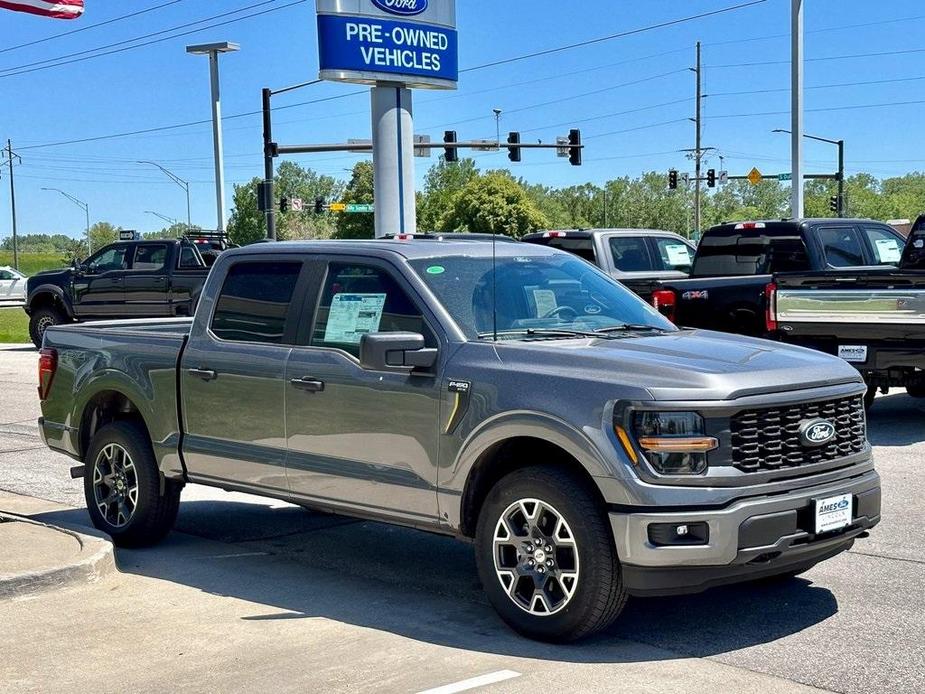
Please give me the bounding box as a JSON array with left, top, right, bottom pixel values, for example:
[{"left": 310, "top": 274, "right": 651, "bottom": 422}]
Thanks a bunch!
[{"left": 0, "top": 512, "right": 116, "bottom": 599}]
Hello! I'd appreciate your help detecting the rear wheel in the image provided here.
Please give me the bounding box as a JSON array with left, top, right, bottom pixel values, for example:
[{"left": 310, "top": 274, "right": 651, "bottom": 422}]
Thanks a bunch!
[
  {"left": 906, "top": 382, "right": 925, "bottom": 398},
  {"left": 28, "top": 306, "right": 67, "bottom": 348},
  {"left": 83, "top": 421, "right": 181, "bottom": 547},
  {"left": 474, "top": 466, "right": 626, "bottom": 642}
]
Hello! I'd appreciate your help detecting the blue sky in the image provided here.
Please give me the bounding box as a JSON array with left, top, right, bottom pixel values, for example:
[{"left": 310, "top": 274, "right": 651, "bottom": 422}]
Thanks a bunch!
[{"left": 1, "top": 0, "right": 923, "bottom": 238}]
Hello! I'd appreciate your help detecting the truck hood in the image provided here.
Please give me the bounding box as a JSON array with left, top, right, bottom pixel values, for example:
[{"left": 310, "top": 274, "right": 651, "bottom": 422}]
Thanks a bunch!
[
  {"left": 493, "top": 329, "right": 862, "bottom": 401},
  {"left": 27, "top": 268, "right": 71, "bottom": 289}
]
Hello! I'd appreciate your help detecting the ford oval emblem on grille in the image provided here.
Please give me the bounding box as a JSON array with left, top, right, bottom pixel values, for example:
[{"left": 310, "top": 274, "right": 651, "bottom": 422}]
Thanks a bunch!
[
  {"left": 371, "top": 0, "right": 428, "bottom": 16},
  {"left": 799, "top": 419, "right": 836, "bottom": 447}
]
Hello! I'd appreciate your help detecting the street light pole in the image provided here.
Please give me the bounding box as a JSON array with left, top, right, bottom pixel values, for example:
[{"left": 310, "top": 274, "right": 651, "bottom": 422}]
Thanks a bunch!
[
  {"left": 791, "top": 0, "right": 804, "bottom": 219},
  {"left": 187, "top": 41, "right": 240, "bottom": 234},
  {"left": 42, "top": 187, "right": 90, "bottom": 254},
  {"left": 145, "top": 210, "right": 180, "bottom": 235},
  {"left": 138, "top": 160, "right": 191, "bottom": 231}
]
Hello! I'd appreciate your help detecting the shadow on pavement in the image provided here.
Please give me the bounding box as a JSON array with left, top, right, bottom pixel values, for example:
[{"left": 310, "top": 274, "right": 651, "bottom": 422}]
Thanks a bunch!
[
  {"left": 867, "top": 392, "right": 925, "bottom": 447},
  {"left": 30, "top": 499, "right": 840, "bottom": 664}
]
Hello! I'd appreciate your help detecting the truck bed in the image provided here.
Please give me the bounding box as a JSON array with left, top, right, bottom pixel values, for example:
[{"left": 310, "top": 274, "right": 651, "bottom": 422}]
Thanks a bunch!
[{"left": 40, "top": 318, "right": 191, "bottom": 477}]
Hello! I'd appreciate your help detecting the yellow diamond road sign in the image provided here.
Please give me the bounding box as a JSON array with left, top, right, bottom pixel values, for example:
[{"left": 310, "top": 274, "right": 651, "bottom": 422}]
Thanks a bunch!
[
  {"left": 747, "top": 167, "right": 762, "bottom": 185},
  {"left": 329, "top": 203, "right": 347, "bottom": 212}
]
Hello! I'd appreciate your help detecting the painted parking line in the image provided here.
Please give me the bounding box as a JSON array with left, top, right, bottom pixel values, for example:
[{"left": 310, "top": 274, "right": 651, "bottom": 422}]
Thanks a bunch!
[{"left": 416, "top": 670, "right": 521, "bottom": 694}]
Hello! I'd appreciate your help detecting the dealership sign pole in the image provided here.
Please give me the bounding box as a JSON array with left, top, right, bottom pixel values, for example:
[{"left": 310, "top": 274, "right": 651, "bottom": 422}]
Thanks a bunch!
[{"left": 316, "top": 0, "right": 458, "bottom": 238}]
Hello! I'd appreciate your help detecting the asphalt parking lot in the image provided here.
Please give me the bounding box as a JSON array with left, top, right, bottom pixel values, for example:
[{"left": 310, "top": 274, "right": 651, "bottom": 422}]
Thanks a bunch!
[{"left": 1, "top": 343, "right": 923, "bottom": 694}]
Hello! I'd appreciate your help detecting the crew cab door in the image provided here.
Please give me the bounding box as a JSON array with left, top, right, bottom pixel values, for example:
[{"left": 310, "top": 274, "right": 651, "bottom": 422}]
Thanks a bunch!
[
  {"left": 284, "top": 256, "right": 443, "bottom": 525},
  {"left": 73, "top": 244, "right": 130, "bottom": 317},
  {"left": 180, "top": 258, "right": 308, "bottom": 493},
  {"left": 123, "top": 243, "right": 171, "bottom": 316}
]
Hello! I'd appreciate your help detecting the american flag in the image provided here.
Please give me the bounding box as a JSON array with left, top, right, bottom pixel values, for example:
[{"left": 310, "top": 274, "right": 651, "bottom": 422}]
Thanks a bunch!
[{"left": 0, "top": 0, "right": 84, "bottom": 19}]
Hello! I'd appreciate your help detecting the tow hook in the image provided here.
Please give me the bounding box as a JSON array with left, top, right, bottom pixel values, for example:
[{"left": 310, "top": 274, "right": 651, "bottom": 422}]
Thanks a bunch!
[{"left": 69, "top": 465, "right": 85, "bottom": 479}]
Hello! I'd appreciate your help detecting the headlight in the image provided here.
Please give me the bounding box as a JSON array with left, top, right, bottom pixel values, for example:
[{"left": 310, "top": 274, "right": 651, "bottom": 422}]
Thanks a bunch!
[{"left": 629, "top": 411, "right": 717, "bottom": 475}]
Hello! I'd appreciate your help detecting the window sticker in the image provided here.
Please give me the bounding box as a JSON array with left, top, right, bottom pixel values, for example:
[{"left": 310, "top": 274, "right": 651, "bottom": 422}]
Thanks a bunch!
[
  {"left": 875, "top": 238, "right": 901, "bottom": 263},
  {"left": 324, "top": 293, "right": 387, "bottom": 345},
  {"left": 426, "top": 265, "right": 446, "bottom": 275},
  {"left": 532, "top": 288, "right": 558, "bottom": 317},
  {"left": 664, "top": 243, "right": 692, "bottom": 266}
]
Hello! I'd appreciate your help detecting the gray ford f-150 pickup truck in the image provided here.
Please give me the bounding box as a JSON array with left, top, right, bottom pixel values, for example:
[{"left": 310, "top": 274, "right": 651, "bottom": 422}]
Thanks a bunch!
[{"left": 36, "top": 239, "right": 881, "bottom": 642}]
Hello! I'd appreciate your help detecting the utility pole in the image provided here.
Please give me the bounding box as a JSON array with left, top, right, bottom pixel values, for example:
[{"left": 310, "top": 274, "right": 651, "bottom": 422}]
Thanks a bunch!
[
  {"left": 791, "top": 0, "right": 804, "bottom": 218},
  {"left": 836, "top": 139, "right": 845, "bottom": 217},
  {"left": 693, "top": 41, "right": 703, "bottom": 237},
  {"left": 262, "top": 87, "right": 277, "bottom": 240},
  {"left": 5, "top": 140, "right": 19, "bottom": 271}
]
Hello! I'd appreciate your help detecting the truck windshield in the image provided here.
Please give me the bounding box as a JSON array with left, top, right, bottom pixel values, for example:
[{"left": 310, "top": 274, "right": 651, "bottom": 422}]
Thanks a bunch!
[{"left": 408, "top": 254, "right": 676, "bottom": 340}]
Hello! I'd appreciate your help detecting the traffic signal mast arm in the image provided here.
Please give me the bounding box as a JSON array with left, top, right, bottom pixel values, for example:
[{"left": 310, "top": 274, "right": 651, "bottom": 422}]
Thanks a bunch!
[{"left": 274, "top": 129, "right": 584, "bottom": 165}]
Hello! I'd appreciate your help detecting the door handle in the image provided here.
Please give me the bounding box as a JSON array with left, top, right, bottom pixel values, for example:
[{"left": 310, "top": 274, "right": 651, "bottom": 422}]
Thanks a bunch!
[
  {"left": 188, "top": 368, "right": 217, "bottom": 381},
  {"left": 290, "top": 377, "right": 325, "bottom": 393}
]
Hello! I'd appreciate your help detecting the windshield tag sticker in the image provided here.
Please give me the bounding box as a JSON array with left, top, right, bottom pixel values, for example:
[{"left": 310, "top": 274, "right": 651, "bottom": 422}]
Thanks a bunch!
[{"left": 426, "top": 265, "right": 445, "bottom": 275}]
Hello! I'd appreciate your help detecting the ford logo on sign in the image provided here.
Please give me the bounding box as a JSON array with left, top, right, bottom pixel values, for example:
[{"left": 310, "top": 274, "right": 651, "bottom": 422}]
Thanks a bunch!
[
  {"left": 371, "top": 0, "right": 428, "bottom": 16},
  {"left": 799, "top": 419, "right": 837, "bottom": 447}
]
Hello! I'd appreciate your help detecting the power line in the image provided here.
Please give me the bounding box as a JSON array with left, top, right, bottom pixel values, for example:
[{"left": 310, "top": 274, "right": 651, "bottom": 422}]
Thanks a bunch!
[
  {"left": 709, "top": 74, "right": 925, "bottom": 97},
  {"left": 706, "top": 98, "right": 925, "bottom": 119},
  {"left": 0, "top": 0, "right": 302, "bottom": 79},
  {"left": 708, "top": 47, "right": 925, "bottom": 69},
  {"left": 0, "top": 0, "right": 186, "bottom": 56},
  {"left": 460, "top": 0, "right": 767, "bottom": 73}
]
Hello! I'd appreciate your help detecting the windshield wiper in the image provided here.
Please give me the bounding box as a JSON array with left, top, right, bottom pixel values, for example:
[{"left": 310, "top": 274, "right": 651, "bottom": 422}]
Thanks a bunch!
[
  {"left": 595, "top": 323, "right": 671, "bottom": 334},
  {"left": 477, "top": 328, "right": 606, "bottom": 340}
]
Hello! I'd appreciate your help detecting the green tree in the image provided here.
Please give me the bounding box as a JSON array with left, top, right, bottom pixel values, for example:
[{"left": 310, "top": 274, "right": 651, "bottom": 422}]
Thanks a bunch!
[
  {"left": 88, "top": 222, "right": 121, "bottom": 252},
  {"left": 417, "top": 157, "right": 479, "bottom": 230},
  {"left": 334, "top": 161, "right": 375, "bottom": 239},
  {"left": 440, "top": 171, "right": 549, "bottom": 237},
  {"left": 227, "top": 163, "right": 346, "bottom": 245}
]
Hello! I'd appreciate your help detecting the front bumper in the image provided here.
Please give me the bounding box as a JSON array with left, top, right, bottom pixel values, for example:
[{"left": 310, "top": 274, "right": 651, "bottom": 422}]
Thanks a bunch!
[{"left": 611, "top": 469, "right": 880, "bottom": 596}]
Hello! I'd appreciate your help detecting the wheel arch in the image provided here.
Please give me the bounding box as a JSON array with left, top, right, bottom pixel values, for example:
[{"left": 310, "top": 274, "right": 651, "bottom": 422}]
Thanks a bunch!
[
  {"left": 27, "top": 284, "right": 74, "bottom": 318},
  {"left": 454, "top": 413, "right": 614, "bottom": 538}
]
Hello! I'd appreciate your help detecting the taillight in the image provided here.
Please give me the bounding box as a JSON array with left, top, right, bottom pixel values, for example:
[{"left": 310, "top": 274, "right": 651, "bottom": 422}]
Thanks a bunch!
[
  {"left": 38, "top": 348, "right": 58, "bottom": 401},
  {"left": 764, "top": 282, "right": 778, "bottom": 333},
  {"left": 652, "top": 289, "right": 677, "bottom": 323}
]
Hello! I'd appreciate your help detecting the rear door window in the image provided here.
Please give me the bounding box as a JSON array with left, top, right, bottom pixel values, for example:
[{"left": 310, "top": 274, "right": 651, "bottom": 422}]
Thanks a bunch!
[
  {"left": 651, "top": 237, "right": 693, "bottom": 272},
  {"left": 609, "top": 236, "right": 654, "bottom": 272},
  {"left": 818, "top": 226, "right": 866, "bottom": 267},
  {"left": 131, "top": 244, "right": 168, "bottom": 271},
  {"left": 311, "top": 262, "right": 434, "bottom": 357},
  {"left": 177, "top": 245, "right": 203, "bottom": 269},
  {"left": 211, "top": 261, "right": 302, "bottom": 344},
  {"left": 862, "top": 225, "right": 903, "bottom": 265}
]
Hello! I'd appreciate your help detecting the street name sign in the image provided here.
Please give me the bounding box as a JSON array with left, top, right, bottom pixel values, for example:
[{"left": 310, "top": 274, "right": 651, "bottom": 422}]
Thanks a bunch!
[
  {"left": 778, "top": 172, "right": 792, "bottom": 181},
  {"left": 317, "top": 0, "right": 458, "bottom": 89},
  {"left": 347, "top": 203, "right": 375, "bottom": 213}
]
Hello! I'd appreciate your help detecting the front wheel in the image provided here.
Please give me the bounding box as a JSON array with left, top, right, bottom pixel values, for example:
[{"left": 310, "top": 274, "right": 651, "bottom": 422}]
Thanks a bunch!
[
  {"left": 83, "top": 421, "right": 182, "bottom": 548},
  {"left": 28, "top": 306, "right": 67, "bottom": 348},
  {"left": 474, "top": 466, "right": 627, "bottom": 642}
]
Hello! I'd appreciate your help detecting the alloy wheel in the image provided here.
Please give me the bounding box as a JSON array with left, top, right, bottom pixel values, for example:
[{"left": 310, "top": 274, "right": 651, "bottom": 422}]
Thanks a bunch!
[
  {"left": 492, "top": 498, "right": 580, "bottom": 616},
  {"left": 92, "top": 443, "right": 139, "bottom": 528}
]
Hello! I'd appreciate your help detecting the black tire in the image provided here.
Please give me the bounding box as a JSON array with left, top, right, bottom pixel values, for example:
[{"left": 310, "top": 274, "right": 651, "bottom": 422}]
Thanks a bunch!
[
  {"left": 474, "top": 466, "right": 627, "bottom": 642},
  {"left": 83, "top": 421, "right": 182, "bottom": 548},
  {"left": 28, "top": 306, "right": 67, "bottom": 349},
  {"left": 864, "top": 385, "right": 876, "bottom": 411},
  {"left": 906, "top": 383, "right": 925, "bottom": 398}
]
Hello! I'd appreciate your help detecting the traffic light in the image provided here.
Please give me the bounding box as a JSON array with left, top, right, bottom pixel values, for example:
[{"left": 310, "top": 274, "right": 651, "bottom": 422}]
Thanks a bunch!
[
  {"left": 829, "top": 195, "right": 839, "bottom": 213},
  {"left": 315, "top": 197, "right": 325, "bottom": 214},
  {"left": 568, "top": 128, "right": 582, "bottom": 166},
  {"left": 668, "top": 169, "right": 678, "bottom": 190},
  {"left": 280, "top": 197, "right": 289, "bottom": 213},
  {"left": 507, "top": 131, "right": 522, "bottom": 163},
  {"left": 706, "top": 169, "right": 716, "bottom": 188},
  {"left": 443, "top": 130, "right": 458, "bottom": 163}
]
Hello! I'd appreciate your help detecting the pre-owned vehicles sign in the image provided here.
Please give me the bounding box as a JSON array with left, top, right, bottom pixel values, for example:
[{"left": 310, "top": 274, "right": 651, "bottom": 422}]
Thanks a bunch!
[{"left": 316, "top": 0, "right": 457, "bottom": 89}]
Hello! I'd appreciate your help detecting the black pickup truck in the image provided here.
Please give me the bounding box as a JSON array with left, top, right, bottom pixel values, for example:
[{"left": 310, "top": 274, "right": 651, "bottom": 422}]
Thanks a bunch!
[
  {"left": 770, "top": 221, "right": 925, "bottom": 402},
  {"left": 652, "top": 219, "right": 907, "bottom": 337},
  {"left": 24, "top": 238, "right": 209, "bottom": 347}
]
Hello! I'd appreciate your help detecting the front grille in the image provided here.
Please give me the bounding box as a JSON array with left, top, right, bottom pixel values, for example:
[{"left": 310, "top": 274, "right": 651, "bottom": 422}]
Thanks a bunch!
[{"left": 730, "top": 395, "right": 866, "bottom": 472}]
